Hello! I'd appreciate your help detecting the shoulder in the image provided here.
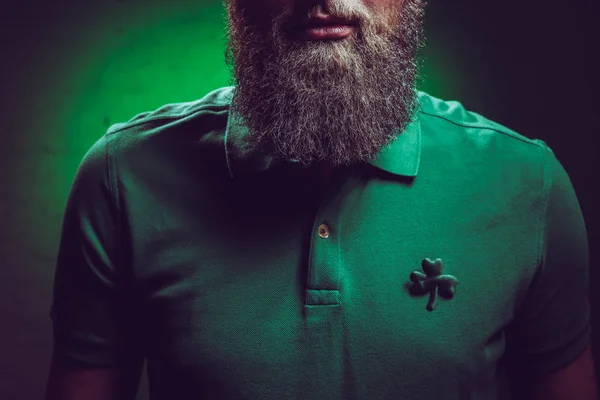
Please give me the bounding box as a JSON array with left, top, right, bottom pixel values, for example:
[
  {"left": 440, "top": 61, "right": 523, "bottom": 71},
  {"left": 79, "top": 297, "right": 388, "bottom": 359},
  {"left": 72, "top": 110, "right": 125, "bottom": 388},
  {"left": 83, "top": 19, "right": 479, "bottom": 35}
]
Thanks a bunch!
[
  {"left": 107, "top": 86, "right": 234, "bottom": 134},
  {"left": 77, "top": 86, "right": 236, "bottom": 191},
  {"left": 417, "top": 90, "right": 545, "bottom": 148},
  {"left": 416, "top": 90, "right": 552, "bottom": 172},
  {"left": 102, "top": 86, "right": 235, "bottom": 154}
]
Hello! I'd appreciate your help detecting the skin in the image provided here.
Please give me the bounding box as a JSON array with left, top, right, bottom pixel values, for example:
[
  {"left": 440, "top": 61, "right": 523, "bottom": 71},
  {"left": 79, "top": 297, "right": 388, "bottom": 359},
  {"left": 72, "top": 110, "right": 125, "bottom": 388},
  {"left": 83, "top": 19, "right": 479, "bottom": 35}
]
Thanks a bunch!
[
  {"left": 45, "top": 353, "right": 143, "bottom": 400},
  {"left": 46, "top": 362, "right": 117, "bottom": 400}
]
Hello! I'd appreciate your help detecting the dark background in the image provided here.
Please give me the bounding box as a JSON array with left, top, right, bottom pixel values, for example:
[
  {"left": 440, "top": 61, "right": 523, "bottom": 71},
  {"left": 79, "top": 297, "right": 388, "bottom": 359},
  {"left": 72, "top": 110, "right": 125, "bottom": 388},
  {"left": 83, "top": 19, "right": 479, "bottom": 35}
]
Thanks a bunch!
[{"left": 1, "top": 0, "right": 598, "bottom": 399}]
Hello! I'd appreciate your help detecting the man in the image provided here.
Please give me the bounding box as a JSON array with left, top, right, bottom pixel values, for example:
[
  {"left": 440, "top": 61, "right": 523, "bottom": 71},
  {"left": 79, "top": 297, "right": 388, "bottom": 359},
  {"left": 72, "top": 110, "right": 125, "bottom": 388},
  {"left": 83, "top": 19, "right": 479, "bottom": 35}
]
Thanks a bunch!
[{"left": 46, "top": 0, "right": 597, "bottom": 399}]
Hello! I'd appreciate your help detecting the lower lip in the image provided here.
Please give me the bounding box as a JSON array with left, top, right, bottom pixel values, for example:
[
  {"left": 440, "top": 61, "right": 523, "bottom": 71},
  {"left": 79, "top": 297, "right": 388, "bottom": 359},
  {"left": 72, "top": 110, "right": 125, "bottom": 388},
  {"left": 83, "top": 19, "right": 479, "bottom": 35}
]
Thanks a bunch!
[{"left": 298, "top": 24, "right": 356, "bottom": 40}]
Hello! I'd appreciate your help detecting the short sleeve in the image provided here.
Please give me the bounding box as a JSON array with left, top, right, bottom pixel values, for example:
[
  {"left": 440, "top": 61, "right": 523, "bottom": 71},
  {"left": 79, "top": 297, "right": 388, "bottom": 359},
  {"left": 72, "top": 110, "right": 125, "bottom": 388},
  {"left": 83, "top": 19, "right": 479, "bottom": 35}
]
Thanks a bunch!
[
  {"left": 50, "top": 132, "right": 127, "bottom": 367},
  {"left": 503, "top": 140, "right": 591, "bottom": 383}
]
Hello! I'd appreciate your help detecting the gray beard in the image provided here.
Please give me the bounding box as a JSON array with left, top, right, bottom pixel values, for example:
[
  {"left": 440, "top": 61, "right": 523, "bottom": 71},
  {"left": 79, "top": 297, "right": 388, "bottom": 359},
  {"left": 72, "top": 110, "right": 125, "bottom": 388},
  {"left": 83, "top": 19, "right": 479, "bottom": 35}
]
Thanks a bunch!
[{"left": 225, "top": 0, "right": 426, "bottom": 167}]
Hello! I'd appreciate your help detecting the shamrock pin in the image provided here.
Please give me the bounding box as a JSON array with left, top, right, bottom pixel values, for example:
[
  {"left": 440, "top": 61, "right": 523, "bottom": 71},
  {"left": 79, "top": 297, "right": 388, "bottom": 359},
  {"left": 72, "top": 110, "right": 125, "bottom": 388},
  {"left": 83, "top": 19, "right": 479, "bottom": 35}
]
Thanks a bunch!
[{"left": 409, "top": 258, "right": 458, "bottom": 311}]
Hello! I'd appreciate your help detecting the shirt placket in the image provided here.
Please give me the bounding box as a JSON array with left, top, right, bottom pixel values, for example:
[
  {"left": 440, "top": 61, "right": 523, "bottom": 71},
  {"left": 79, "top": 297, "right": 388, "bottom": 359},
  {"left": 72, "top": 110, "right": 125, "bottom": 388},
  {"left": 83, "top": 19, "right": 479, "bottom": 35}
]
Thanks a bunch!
[{"left": 304, "top": 171, "right": 346, "bottom": 307}]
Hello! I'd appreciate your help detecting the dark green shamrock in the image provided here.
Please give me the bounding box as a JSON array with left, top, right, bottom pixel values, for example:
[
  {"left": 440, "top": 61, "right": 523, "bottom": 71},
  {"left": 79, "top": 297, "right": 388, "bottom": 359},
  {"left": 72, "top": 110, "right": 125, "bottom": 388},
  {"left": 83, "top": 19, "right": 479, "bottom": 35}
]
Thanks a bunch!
[{"left": 409, "top": 258, "right": 458, "bottom": 311}]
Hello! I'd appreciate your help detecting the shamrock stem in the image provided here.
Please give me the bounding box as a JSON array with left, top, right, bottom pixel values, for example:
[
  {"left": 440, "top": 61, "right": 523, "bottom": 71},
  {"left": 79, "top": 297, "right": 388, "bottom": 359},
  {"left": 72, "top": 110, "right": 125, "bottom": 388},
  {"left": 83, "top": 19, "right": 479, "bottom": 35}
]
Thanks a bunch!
[{"left": 427, "top": 287, "right": 438, "bottom": 311}]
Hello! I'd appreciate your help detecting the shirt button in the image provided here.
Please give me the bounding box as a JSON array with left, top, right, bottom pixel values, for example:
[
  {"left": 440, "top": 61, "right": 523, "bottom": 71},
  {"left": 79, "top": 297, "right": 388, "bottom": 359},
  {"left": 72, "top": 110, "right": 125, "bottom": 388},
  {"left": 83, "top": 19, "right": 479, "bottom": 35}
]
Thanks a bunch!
[{"left": 318, "top": 224, "right": 330, "bottom": 239}]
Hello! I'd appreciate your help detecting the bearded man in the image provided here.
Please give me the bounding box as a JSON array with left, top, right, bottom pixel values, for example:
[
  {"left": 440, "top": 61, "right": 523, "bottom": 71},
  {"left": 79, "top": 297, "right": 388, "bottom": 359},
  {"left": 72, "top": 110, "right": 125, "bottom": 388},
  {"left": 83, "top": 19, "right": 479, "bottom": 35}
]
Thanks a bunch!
[{"left": 46, "top": 1, "right": 597, "bottom": 399}]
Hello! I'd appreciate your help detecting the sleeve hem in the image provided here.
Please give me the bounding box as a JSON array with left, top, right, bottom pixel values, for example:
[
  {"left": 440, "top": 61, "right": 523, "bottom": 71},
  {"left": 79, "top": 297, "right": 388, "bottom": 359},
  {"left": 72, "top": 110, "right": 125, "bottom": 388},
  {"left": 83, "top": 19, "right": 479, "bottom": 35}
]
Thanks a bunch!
[{"left": 52, "top": 345, "right": 117, "bottom": 368}]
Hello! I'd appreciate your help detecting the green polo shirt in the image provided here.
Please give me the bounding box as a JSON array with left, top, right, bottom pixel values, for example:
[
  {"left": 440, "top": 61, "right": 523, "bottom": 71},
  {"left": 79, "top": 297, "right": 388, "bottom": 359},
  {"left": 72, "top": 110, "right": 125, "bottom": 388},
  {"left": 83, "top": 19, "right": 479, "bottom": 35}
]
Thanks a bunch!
[{"left": 50, "top": 86, "right": 591, "bottom": 399}]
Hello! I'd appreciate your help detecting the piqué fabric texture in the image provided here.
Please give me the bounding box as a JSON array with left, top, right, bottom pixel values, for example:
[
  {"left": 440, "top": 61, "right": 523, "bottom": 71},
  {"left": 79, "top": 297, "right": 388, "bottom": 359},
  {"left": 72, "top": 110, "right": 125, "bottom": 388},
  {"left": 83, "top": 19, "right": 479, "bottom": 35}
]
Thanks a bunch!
[{"left": 50, "top": 87, "right": 591, "bottom": 399}]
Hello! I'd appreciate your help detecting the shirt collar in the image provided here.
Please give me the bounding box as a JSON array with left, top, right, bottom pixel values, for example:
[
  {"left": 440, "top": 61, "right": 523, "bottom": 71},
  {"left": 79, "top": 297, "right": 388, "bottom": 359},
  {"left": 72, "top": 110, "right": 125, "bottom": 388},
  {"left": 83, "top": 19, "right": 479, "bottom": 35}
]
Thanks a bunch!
[{"left": 224, "top": 94, "right": 421, "bottom": 179}]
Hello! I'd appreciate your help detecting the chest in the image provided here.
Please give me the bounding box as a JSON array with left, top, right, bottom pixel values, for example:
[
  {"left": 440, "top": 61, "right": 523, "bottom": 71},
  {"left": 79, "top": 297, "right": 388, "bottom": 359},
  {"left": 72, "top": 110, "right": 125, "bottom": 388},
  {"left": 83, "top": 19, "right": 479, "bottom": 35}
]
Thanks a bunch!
[{"left": 127, "top": 166, "right": 540, "bottom": 398}]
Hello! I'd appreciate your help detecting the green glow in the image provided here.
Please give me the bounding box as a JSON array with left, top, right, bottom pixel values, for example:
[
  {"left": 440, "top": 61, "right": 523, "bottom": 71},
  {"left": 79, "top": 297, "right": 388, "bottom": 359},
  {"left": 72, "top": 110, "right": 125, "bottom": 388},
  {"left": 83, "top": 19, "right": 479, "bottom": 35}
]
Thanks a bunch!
[
  {"left": 5, "top": 2, "right": 462, "bottom": 398},
  {"left": 21, "top": 0, "right": 459, "bottom": 266},
  {"left": 23, "top": 1, "right": 230, "bottom": 238}
]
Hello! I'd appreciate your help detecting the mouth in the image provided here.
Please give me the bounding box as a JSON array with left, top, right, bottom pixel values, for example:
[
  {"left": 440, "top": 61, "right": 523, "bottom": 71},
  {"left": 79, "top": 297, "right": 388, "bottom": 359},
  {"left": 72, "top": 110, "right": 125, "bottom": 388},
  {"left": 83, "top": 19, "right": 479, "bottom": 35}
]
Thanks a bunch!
[
  {"left": 298, "top": 25, "right": 357, "bottom": 41},
  {"left": 289, "top": 17, "right": 359, "bottom": 41}
]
